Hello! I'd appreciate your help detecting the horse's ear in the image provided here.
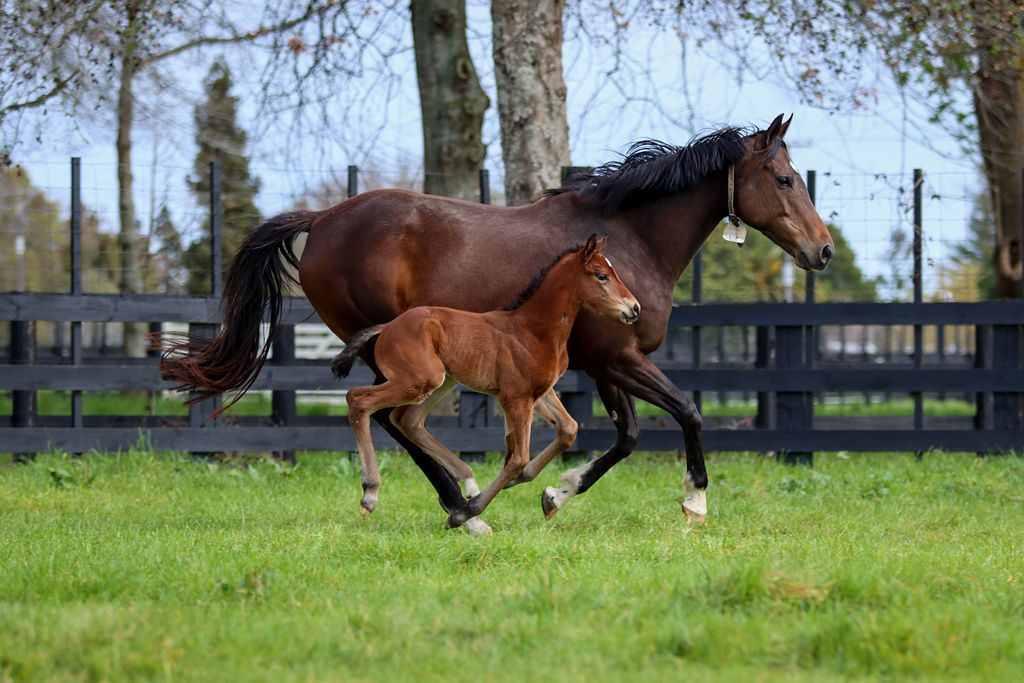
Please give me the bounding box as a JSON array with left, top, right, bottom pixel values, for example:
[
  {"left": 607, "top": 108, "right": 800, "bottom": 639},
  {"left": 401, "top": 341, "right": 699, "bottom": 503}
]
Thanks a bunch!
[
  {"left": 779, "top": 114, "right": 793, "bottom": 139},
  {"left": 766, "top": 114, "right": 785, "bottom": 143}
]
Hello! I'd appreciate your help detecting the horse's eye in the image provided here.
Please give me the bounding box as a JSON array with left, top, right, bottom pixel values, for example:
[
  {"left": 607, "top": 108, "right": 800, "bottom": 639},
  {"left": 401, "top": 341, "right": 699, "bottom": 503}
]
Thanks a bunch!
[
  {"left": 776, "top": 175, "right": 793, "bottom": 188},
  {"left": 596, "top": 273, "right": 609, "bottom": 282}
]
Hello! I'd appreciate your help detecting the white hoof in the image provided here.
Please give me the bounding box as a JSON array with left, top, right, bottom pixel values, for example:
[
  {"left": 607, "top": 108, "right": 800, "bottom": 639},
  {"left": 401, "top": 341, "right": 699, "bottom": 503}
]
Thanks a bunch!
[
  {"left": 463, "top": 478, "right": 481, "bottom": 498},
  {"left": 681, "top": 471, "right": 707, "bottom": 522},
  {"left": 464, "top": 517, "right": 492, "bottom": 535},
  {"left": 681, "top": 489, "right": 707, "bottom": 522}
]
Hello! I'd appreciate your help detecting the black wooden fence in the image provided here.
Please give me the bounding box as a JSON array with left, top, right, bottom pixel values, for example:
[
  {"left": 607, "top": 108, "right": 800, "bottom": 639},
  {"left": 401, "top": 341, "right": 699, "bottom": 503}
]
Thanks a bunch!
[{"left": 3, "top": 160, "right": 1024, "bottom": 461}]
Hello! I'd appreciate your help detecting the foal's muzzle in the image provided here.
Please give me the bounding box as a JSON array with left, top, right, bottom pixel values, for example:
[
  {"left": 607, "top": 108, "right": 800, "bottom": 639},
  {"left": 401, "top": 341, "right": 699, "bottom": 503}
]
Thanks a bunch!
[{"left": 620, "top": 301, "right": 641, "bottom": 325}]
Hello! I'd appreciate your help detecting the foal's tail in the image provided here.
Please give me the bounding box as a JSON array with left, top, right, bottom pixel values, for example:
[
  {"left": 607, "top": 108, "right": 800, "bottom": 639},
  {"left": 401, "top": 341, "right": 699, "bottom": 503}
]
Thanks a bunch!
[
  {"left": 153, "top": 210, "right": 322, "bottom": 410},
  {"left": 331, "top": 326, "right": 383, "bottom": 379}
]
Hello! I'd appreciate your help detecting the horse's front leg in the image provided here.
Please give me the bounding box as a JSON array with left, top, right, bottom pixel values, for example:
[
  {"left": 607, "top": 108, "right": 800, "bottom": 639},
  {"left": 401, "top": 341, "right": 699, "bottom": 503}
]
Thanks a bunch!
[
  {"left": 541, "top": 380, "right": 639, "bottom": 518},
  {"left": 546, "top": 352, "right": 709, "bottom": 522},
  {"left": 446, "top": 399, "right": 533, "bottom": 530}
]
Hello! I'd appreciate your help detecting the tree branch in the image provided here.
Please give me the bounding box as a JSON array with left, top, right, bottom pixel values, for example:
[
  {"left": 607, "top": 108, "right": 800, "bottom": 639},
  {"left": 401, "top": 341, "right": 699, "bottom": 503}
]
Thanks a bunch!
[
  {"left": 0, "top": 71, "right": 78, "bottom": 117},
  {"left": 147, "top": 6, "right": 328, "bottom": 64}
]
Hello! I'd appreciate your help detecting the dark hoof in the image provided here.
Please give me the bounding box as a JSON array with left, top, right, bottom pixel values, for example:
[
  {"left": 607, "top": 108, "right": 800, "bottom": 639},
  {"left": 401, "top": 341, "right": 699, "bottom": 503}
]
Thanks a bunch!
[
  {"left": 446, "top": 510, "right": 469, "bottom": 530},
  {"left": 541, "top": 487, "right": 560, "bottom": 520}
]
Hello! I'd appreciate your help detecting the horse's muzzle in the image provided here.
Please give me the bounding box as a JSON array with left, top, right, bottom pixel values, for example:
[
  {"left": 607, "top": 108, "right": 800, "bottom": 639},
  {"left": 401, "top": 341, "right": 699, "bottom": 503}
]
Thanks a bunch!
[{"left": 799, "top": 243, "right": 834, "bottom": 271}]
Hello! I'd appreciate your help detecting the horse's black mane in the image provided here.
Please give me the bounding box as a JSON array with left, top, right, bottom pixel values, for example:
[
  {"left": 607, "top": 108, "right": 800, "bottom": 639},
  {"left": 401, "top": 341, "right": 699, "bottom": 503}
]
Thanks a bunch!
[
  {"left": 545, "top": 126, "right": 754, "bottom": 214},
  {"left": 502, "top": 243, "right": 582, "bottom": 311}
]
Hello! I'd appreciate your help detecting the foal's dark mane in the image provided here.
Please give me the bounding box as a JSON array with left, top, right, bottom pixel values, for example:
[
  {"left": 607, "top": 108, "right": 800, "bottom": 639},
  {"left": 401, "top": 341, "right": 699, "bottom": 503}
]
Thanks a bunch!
[
  {"left": 502, "top": 243, "right": 581, "bottom": 311},
  {"left": 545, "top": 126, "right": 754, "bottom": 214}
]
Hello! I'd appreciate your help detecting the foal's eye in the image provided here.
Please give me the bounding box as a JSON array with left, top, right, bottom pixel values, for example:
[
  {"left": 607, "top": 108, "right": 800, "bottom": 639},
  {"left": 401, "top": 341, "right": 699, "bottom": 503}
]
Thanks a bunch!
[
  {"left": 776, "top": 175, "right": 793, "bottom": 188},
  {"left": 596, "top": 273, "right": 609, "bottom": 282}
]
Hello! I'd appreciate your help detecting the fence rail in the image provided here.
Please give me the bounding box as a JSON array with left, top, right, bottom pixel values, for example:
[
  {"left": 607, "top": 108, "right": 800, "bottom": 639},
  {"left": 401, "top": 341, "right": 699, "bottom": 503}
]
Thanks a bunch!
[{"left": 3, "top": 291, "right": 1024, "bottom": 458}]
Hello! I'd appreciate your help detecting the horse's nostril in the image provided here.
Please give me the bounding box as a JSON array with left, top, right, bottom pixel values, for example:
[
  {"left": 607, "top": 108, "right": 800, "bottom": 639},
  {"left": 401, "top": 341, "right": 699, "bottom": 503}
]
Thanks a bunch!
[
  {"left": 821, "top": 244, "right": 834, "bottom": 264},
  {"left": 633, "top": 303, "right": 640, "bottom": 317}
]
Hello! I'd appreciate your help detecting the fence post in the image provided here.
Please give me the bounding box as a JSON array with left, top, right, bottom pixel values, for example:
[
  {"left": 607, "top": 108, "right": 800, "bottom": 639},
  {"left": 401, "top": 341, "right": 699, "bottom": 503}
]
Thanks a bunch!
[
  {"left": 775, "top": 324, "right": 811, "bottom": 465},
  {"left": 191, "top": 162, "right": 224, "bottom": 459},
  {"left": 209, "top": 161, "right": 223, "bottom": 299},
  {"left": 271, "top": 325, "right": 297, "bottom": 464},
  {"left": 479, "top": 169, "right": 490, "bottom": 205},
  {"left": 912, "top": 169, "right": 924, "bottom": 456},
  {"left": 347, "top": 165, "right": 359, "bottom": 198},
  {"left": 755, "top": 325, "right": 773, "bottom": 430},
  {"left": 70, "top": 157, "right": 83, "bottom": 434},
  {"left": 9, "top": 320, "right": 36, "bottom": 463},
  {"left": 974, "top": 324, "right": 992, "bottom": 434}
]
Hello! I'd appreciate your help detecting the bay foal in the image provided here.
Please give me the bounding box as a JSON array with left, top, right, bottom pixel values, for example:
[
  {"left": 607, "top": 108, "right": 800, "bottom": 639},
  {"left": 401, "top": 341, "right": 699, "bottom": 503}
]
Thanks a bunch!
[{"left": 331, "top": 235, "right": 640, "bottom": 531}]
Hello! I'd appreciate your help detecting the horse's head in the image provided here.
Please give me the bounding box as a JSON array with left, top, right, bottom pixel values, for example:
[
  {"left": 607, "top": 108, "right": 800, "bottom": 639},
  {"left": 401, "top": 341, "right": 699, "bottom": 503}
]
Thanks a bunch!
[
  {"left": 579, "top": 234, "right": 640, "bottom": 325},
  {"left": 733, "top": 114, "right": 835, "bottom": 271}
]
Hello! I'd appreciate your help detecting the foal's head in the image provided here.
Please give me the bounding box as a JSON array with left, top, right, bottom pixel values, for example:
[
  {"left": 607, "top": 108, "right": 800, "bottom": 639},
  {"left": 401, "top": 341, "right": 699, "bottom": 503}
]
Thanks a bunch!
[{"left": 577, "top": 234, "right": 640, "bottom": 325}]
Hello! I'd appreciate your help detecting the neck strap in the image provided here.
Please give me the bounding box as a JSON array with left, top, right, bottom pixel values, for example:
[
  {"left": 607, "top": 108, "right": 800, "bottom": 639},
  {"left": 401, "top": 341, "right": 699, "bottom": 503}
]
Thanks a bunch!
[{"left": 723, "top": 165, "right": 747, "bottom": 246}]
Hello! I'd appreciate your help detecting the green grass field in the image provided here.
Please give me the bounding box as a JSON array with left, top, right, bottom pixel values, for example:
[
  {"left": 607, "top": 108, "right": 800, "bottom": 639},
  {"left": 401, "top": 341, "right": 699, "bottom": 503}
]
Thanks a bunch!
[{"left": 2, "top": 448, "right": 1023, "bottom": 681}]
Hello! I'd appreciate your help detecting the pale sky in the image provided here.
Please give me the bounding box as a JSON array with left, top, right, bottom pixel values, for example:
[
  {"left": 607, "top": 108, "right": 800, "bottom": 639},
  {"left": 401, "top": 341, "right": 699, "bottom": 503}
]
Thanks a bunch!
[{"left": 11, "top": 3, "right": 984, "bottom": 298}]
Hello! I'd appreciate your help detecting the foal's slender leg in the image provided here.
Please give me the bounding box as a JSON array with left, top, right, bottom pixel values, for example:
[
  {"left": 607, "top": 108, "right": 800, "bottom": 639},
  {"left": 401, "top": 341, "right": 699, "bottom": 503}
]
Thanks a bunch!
[
  {"left": 504, "top": 389, "right": 578, "bottom": 490},
  {"left": 542, "top": 381, "right": 640, "bottom": 518},
  {"left": 446, "top": 398, "right": 534, "bottom": 529},
  {"left": 391, "top": 375, "right": 481, "bottom": 497},
  {"left": 362, "top": 353, "right": 474, "bottom": 526},
  {"left": 346, "top": 383, "right": 412, "bottom": 518},
  {"left": 560, "top": 351, "right": 708, "bottom": 520}
]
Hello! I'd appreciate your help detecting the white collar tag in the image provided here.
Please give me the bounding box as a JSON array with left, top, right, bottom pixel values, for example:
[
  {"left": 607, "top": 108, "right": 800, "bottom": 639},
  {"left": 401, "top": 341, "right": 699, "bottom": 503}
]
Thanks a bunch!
[{"left": 723, "top": 222, "right": 747, "bottom": 245}]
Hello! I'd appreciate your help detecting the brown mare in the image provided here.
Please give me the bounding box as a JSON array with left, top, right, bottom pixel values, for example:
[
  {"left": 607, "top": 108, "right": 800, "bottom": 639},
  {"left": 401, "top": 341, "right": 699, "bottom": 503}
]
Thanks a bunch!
[
  {"left": 157, "top": 114, "right": 834, "bottom": 530},
  {"left": 330, "top": 235, "right": 639, "bottom": 531}
]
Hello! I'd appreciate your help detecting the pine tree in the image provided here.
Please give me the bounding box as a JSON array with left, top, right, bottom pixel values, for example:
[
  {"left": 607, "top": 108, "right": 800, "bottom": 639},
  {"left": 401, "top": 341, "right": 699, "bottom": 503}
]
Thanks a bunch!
[
  {"left": 152, "top": 205, "right": 185, "bottom": 294},
  {"left": 186, "top": 60, "right": 262, "bottom": 294}
]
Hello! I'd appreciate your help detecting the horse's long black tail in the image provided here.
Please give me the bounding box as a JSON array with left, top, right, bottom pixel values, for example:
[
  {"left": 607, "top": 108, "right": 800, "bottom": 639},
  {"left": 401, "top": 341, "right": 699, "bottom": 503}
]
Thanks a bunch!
[
  {"left": 331, "top": 326, "right": 383, "bottom": 379},
  {"left": 153, "top": 210, "right": 322, "bottom": 411}
]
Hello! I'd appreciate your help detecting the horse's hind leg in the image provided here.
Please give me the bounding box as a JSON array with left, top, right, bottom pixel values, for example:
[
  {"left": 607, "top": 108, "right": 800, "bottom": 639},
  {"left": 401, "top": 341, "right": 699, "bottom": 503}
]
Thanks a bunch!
[
  {"left": 361, "top": 347, "right": 475, "bottom": 527},
  {"left": 346, "top": 373, "right": 444, "bottom": 518},
  {"left": 391, "top": 378, "right": 493, "bottom": 535},
  {"left": 390, "top": 376, "right": 481, "bottom": 497},
  {"left": 346, "top": 385, "right": 387, "bottom": 517},
  {"left": 504, "top": 389, "right": 578, "bottom": 492}
]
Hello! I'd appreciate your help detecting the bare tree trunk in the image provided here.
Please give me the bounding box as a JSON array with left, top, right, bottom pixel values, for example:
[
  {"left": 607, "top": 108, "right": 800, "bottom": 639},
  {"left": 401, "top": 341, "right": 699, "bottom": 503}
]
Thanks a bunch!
[
  {"left": 974, "top": 19, "right": 1024, "bottom": 299},
  {"left": 491, "top": 0, "right": 570, "bottom": 206},
  {"left": 117, "top": 3, "right": 146, "bottom": 357},
  {"left": 411, "top": 0, "right": 489, "bottom": 201}
]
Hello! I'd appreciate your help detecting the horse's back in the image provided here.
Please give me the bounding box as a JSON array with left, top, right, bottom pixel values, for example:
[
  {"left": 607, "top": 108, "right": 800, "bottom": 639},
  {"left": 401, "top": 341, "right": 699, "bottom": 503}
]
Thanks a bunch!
[{"left": 297, "top": 189, "right": 587, "bottom": 341}]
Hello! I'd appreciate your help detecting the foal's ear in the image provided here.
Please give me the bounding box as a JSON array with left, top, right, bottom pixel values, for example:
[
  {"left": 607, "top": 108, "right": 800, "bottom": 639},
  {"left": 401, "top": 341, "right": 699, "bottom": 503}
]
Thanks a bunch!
[{"left": 581, "top": 233, "right": 600, "bottom": 261}]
